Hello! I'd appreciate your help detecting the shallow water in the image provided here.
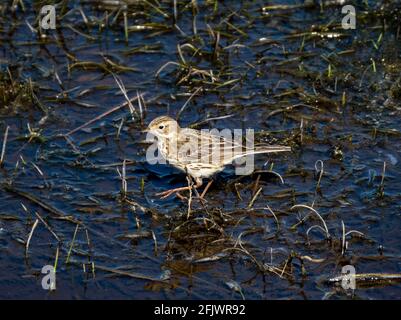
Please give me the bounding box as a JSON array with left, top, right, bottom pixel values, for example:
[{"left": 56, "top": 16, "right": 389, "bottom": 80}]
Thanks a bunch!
[{"left": 0, "top": 0, "right": 400, "bottom": 299}]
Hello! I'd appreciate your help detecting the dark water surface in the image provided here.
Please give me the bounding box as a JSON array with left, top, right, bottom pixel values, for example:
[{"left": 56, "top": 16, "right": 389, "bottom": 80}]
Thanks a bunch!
[{"left": 0, "top": 0, "right": 401, "bottom": 299}]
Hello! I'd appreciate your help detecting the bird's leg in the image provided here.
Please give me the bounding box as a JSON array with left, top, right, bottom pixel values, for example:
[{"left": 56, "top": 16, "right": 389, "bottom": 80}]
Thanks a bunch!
[
  {"left": 200, "top": 179, "right": 213, "bottom": 199},
  {"left": 156, "top": 178, "right": 203, "bottom": 199},
  {"left": 156, "top": 186, "right": 192, "bottom": 199},
  {"left": 175, "top": 192, "right": 187, "bottom": 201}
]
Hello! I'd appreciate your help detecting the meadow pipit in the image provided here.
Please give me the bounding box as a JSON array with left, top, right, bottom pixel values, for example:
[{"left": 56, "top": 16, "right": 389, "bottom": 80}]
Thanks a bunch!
[{"left": 145, "top": 116, "right": 291, "bottom": 199}]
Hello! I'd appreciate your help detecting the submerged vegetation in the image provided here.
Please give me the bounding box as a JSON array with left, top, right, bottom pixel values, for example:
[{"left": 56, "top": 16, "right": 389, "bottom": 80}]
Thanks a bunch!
[{"left": 0, "top": 0, "right": 401, "bottom": 299}]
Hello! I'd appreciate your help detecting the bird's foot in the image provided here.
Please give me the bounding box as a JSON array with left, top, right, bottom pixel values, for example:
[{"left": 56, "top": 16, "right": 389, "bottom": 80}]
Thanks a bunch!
[
  {"left": 175, "top": 192, "right": 187, "bottom": 201},
  {"left": 156, "top": 189, "right": 177, "bottom": 199},
  {"left": 156, "top": 189, "right": 208, "bottom": 204},
  {"left": 156, "top": 179, "right": 204, "bottom": 200},
  {"left": 156, "top": 187, "right": 190, "bottom": 200}
]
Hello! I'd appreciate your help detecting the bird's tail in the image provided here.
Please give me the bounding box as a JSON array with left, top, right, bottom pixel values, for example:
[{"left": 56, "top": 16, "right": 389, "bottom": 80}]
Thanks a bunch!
[{"left": 230, "top": 145, "right": 291, "bottom": 163}]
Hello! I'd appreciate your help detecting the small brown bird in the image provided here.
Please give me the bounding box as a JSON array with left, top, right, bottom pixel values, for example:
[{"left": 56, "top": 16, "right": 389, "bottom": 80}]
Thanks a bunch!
[{"left": 145, "top": 116, "right": 291, "bottom": 199}]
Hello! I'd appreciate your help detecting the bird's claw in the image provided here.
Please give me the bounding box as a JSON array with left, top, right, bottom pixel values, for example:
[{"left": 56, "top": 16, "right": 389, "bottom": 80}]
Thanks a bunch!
[
  {"left": 156, "top": 190, "right": 175, "bottom": 199},
  {"left": 156, "top": 190, "right": 187, "bottom": 200}
]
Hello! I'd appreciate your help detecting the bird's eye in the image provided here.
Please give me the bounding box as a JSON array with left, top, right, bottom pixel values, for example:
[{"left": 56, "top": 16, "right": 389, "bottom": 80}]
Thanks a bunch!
[{"left": 159, "top": 125, "right": 164, "bottom": 130}]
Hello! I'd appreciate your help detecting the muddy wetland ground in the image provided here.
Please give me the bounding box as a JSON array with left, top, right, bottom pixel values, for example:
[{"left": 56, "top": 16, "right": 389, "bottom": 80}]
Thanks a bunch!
[{"left": 0, "top": 0, "right": 401, "bottom": 300}]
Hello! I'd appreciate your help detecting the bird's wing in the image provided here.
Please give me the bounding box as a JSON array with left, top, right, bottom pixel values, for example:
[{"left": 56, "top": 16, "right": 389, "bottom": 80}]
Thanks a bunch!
[
  {"left": 176, "top": 128, "right": 242, "bottom": 165},
  {"left": 175, "top": 128, "right": 290, "bottom": 165}
]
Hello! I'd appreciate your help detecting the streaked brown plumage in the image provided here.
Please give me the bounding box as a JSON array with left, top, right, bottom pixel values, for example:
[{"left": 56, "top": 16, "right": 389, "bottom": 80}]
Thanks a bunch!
[{"left": 146, "top": 116, "right": 291, "bottom": 199}]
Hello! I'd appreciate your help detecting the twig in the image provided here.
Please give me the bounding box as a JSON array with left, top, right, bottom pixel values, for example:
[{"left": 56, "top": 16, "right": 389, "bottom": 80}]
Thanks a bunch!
[
  {"left": 50, "top": 246, "right": 58, "bottom": 291},
  {"left": 190, "top": 114, "right": 235, "bottom": 128},
  {"left": 248, "top": 187, "right": 262, "bottom": 208},
  {"left": 151, "top": 230, "right": 158, "bottom": 256},
  {"left": 266, "top": 103, "right": 316, "bottom": 120},
  {"left": 300, "top": 118, "right": 304, "bottom": 144},
  {"left": 34, "top": 211, "right": 61, "bottom": 242},
  {"left": 4, "top": 185, "right": 161, "bottom": 266},
  {"left": 66, "top": 224, "right": 79, "bottom": 264},
  {"left": 378, "top": 161, "right": 386, "bottom": 196},
  {"left": 117, "top": 159, "right": 127, "bottom": 199},
  {"left": 306, "top": 225, "right": 328, "bottom": 244},
  {"left": 291, "top": 204, "right": 330, "bottom": 239},
  {"left": 312, "top": 159, "right": 324, "bottom": 207},
  {"left": 328, "top": 273, "right": 401, "bottom": 286},
  {"left": 187, "top": 176, "right": 193, "bottom": 219},
  {"left": 5, "top": 186, "right": 67, "bottom": 218},
  {"left": 54, "top": 246, "right": 59, "bottom": 273},
  {"left": 65, "top": 94, "right": 143, "bottom": 136},
  {"left": 265, "top": 205, "right": 280, "bottom": 232},
  {"left": 136, "top": 90, "right": 144, "bottom": 124},
  {"left": 176, "top": 87, "right": 202, "bottom": 121},
  {"left": 94, "top": 265, "right": 167, "bottom": 282},
  {"left": 280, "top": 258, "right": 289, "bottom": 278},
  {"left": 341, "top": 220, "right": 346, "bottom": 255},
  {"left": 25, "top": 219, "right": 39, "bottom": 255},
  {"left": 112, "top": 73, "right": 137, "bottom": 120},
  {"left": 0, "top": 125, "right": 10, "bottom": 167},
  {"left": 267, "top": 170, "right": 285, "bottom": 184},
  {"left": 345, "top": 230, "right": 364, "bottom": 237},
  {"left": 173, "top": 0, "right": 177, "bottom": 24},
  {"left": 155, "top": 61, "right": 180, "bottom": 77}
]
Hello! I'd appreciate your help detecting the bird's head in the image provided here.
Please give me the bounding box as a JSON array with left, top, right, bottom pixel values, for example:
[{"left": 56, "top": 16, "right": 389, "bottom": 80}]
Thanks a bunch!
[{"left": 145, "top": 116, "right": 180, "bottom": 139}]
